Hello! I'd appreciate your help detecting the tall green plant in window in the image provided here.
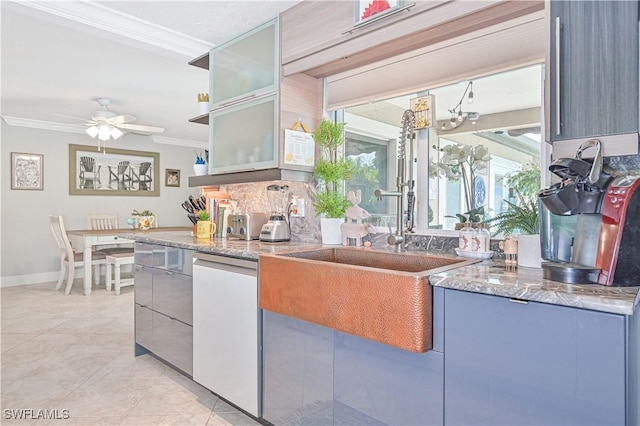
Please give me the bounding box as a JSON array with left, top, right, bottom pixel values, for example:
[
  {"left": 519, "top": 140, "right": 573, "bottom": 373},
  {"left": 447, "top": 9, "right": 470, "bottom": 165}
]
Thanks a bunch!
[{"left": 313, "top": 119, "right": 355, "bottom": 218}]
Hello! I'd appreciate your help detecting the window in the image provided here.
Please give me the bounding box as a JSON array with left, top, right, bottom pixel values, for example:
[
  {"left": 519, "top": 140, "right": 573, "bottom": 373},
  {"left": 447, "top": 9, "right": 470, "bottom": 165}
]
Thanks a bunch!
[{"left": 341, "top": 64, "right": 544, "bottom": 232}]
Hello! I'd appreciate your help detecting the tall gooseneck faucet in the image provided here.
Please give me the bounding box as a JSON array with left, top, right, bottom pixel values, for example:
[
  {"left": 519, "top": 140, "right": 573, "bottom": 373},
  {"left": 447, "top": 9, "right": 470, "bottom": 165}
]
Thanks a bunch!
[{"left": 375, "top": 109, "right": 415, "bottom": 251}]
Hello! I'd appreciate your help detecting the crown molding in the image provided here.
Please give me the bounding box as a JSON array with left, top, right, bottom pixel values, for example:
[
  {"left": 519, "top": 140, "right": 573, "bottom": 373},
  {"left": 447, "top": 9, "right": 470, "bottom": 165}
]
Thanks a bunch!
[
  {"left": 2, "top": 116, "right": 86, "bottom": 134},
  {"left": 11, "top": 1, "right": 213, "bottom": 58},
  {"left": 2, "top": 116, "right": 206, "bottom": 148},
  {"left": 152, "top": 136, "right": 207, "bottom": 149}
]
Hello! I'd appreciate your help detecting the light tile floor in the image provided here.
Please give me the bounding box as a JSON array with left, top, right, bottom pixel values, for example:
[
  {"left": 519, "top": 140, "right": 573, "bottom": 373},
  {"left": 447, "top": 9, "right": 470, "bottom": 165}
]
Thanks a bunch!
[{"left": 1, "top": 282, "right": 260, "bottom": 426}]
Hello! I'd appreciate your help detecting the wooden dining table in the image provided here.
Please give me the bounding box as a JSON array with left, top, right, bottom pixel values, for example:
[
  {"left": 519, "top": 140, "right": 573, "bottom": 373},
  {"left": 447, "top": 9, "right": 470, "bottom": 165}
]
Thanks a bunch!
[{"left": 66, "top": 226, "right": 191, "bottom": 295}]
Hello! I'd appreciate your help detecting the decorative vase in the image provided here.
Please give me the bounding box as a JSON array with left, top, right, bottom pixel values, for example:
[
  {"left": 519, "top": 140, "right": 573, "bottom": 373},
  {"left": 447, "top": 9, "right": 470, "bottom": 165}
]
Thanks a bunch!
[
  {"left": 138, "top": 216, "right": 155, "bottom": 230},
  {"left": 517, "top": 233, "right": 542, "bottom": 268},
  {"left": 320, "top": 217, "right": 344, "bottom": 245},
  {"left": 193, "top": 163, "right": 208, "bottom": 176}
]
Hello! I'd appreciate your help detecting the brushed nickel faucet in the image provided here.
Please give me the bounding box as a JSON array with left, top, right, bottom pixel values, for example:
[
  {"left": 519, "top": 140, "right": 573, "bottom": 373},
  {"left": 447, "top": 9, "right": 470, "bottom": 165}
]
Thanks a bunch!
[{"left": 375, "top": 109, "right": 415, "bottom": 252}]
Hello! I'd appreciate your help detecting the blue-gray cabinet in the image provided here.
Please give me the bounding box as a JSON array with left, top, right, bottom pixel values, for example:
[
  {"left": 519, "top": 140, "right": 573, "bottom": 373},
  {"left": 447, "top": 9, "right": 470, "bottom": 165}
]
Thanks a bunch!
[
  {"left": 444, "top": 289, "right": 626, "bottom": 425},
  {"left": 334, "top": 332, "right": 443, "bottom": 425},
  {"left": 263, "top": 287, "right": 447, "bottom": 426},
  {"left": 548, "top": 0, "right": 639, "bottom": 142},
  {"left": 263, "top": 285, "right": 638, "bottom": 425},
  {"left": 262, "top": 311, "right": 334, "bottom": 425}
]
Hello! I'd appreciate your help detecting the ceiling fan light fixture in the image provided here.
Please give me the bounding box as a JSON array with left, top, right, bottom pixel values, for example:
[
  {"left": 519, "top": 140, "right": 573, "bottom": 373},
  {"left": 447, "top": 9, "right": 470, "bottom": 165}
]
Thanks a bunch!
[
  {"left": 86, "top": 125, "right": 99, "bottom": 138},
  {"left": 111, "top": 126, "right": 124, "bottom": 140},
  {"left": 98, "top": 124, "right": 111, "bottom": 141}
]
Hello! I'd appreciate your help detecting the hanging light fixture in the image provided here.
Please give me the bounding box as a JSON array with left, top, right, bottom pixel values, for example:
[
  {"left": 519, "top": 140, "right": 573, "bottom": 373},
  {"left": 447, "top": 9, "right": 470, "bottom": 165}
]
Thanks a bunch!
[
  {"left": 111, "top": 126, "right": 124, "bottom": 140},
  {"left": 85, "top": 123, "right": 125, "bottom": 152},
  {"left": 446, "top": 80, "right": 476, "bottom": 127},
  {"left": 85, "top": 126, "right": 99, "bottom": 138},
  {"left": 98, "top": 124, "right": 111, "bottom": 141}
]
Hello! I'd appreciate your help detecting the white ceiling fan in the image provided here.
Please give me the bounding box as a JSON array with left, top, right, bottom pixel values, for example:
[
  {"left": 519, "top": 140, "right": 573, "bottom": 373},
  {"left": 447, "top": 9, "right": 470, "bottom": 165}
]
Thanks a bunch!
[{"left": 55, "top": 97, "right": 165, "bottom": 151}]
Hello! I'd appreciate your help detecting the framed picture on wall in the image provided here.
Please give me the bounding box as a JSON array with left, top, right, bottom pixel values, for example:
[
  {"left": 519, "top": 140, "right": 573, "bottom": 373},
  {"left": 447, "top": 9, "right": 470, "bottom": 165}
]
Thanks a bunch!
[
  {"left": 68, "top": 144, "right": 159, "bottom": 196},
  {"left": 355, "top": 0, "right": 402, "bottom": 25},
  {"left": 165, "top": 169, "right": 180, "bottom": 187},
  {"left": 11, "top": 152, "right": 43, "bottom": 190}
]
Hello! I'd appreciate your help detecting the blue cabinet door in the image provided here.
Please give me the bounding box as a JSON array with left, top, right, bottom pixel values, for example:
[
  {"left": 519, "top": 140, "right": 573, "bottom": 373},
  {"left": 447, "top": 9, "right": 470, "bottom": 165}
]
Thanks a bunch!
[
  {"left": 334, "top": 331, "right": 444, "bottom": 426},
  {"left": 262, "top": 311, "right": 334, "bottom": 425},
  {"left": 444, "top": 289, "right": 626, "bottom": 425}
]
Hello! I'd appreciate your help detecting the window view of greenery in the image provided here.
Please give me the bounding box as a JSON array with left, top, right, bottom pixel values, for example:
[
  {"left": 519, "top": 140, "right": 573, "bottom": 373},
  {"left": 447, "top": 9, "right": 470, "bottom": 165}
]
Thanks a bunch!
[{"left": 341, "top": 64, "right": 543, "bottom": 232}]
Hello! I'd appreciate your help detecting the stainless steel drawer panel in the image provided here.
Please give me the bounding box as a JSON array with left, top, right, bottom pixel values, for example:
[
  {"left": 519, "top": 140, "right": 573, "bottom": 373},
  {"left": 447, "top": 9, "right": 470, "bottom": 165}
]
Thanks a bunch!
[
  {"left": 165, "top": 248, "right": 194, "bottom": 276},
  {"left": 152, "top": 311, "right": 193, "bottom": 376},
  {"left": 153, "top": 269, "right": 193, "bottom": 326},
  {"left": 134, "top": 242, "right": 155, "bottom": 267},
  {"left": 136, "top": 243, "right": 194, "bottom": 275},
  {"left": 135, "top": 304, "right": 154, "bottom": 351},
  {"left": 134, "top": 264, "right": 153, "bottom": 308}
]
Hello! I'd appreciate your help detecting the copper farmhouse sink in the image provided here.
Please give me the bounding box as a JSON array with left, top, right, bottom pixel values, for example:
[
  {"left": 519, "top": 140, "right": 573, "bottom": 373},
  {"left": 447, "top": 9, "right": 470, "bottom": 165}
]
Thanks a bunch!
[{"left": 259, "top": 247, "right": 475, "bottom": 353}]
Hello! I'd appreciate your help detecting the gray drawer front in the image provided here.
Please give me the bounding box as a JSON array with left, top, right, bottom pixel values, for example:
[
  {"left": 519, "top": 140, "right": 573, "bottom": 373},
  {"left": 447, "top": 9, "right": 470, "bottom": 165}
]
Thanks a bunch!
[
  {"left": 135, "top": 243, "right": 193, "bottom": 275},
  {"left": 152, "top": 311, "right": 193, "bottom": 376},
  {"left": 134, "top": 242, "right": 155, "bottom": 266},
  {"left": 153, "top": 269, "right": 193, "bottom": 326},
  {"left": 134, "top": 264, "right": 153, "bottom": 308},
  {"left": 163, "top": 247, "right": 193, "bottom": 276},
  {"left": 135, "top": 304, "right": 153, "bottom": 351}
]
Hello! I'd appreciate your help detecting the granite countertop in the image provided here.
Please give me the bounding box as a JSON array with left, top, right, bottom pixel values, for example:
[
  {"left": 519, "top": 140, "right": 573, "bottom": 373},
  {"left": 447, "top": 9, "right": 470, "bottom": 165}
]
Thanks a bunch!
[
  {"left": 122, "top": 230, "right": 323, "bottom": 260},
  {"left": 429, "top": 261, "right": 640, "bottom": 315},
  {"left": 124, "top": 231, "right": 640, "bottom": 316}
]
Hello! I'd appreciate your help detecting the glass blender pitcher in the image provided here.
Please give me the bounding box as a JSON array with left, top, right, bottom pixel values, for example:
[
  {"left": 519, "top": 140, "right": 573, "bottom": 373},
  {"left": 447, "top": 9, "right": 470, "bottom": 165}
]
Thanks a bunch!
[{"left": 259, "top": 184, "right": 291, "bottom": 242}]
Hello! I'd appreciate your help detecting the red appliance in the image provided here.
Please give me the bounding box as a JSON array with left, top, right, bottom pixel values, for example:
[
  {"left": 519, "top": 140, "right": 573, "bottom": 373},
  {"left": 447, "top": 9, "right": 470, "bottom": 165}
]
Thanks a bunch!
[{"left": 596, "top": 176, "right": 640, "bottom": 286}]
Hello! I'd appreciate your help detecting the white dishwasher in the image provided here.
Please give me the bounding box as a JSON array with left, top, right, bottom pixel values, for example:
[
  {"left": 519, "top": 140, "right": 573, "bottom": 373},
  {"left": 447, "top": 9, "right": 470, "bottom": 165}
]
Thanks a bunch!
[{"left": 192, "top": 253, "right": 260, "bottom": 417}]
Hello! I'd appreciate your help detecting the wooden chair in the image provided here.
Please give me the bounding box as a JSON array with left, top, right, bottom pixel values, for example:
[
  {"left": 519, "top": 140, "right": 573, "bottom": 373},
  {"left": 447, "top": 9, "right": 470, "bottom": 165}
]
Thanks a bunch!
[
  {"left": 49, "top": 215, "right": 107, "bottom": 295},
  {"left": 86, "top": 213, "right": 134, "bottom": 256},
  {"left": 87, "top": 214, "right": 118, "bottom": 230}
]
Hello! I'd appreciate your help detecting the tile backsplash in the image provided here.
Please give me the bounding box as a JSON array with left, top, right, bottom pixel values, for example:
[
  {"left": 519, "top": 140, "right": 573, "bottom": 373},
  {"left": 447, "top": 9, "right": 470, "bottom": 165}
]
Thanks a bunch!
[
  {"left": 219, "top": 180, "right": 502, "bottom": 255},
  {"left": 219, "top": 181, "right": 320, "bottom": 242}
]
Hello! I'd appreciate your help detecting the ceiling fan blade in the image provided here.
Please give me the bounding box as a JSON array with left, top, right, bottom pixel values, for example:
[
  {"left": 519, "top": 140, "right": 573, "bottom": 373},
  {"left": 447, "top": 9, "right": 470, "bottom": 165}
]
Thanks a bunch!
[
  {"left": 116, "top": 123, "right": 165, "bottom": 133},
  {"left": 50, "top": 112, "right": 94, "bottom": 124},
  {"left": 110, "top": 114, "right": 136, "bottom": 124}
]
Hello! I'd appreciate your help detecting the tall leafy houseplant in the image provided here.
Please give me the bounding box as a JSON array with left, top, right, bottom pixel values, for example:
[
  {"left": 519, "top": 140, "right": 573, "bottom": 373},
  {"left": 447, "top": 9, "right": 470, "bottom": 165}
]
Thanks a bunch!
[
  {"left": 313, "top": 119, "right": 354, "bottom": 218},
  {"left": 313, "top": 119, "right": 354, "bottom": 244}
]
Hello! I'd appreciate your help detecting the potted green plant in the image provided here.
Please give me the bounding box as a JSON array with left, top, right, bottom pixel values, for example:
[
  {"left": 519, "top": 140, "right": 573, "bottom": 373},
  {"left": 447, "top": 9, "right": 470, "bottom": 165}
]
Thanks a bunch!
[
  {"left": 312, "top": 118, "right": 355, "bottom": 244},
  {"left": 485, "top": 165, "right": 541, "bottom": 267},
  {"left": 193, "top": 151, "right": 208, "bottom": 176}
]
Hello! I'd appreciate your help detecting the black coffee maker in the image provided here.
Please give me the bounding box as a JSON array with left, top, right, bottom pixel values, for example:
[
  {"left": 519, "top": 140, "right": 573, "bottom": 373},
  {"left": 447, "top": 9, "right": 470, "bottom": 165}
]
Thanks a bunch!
[{"left": 538, "top": 139, "right": 611, "bottom": 283}]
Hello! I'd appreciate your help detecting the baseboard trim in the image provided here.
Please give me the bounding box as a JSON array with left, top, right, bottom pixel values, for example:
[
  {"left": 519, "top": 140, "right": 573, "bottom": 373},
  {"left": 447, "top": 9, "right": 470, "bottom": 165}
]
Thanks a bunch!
[{"left": 0, "top": 271, "right": 79, "bottom": 288}]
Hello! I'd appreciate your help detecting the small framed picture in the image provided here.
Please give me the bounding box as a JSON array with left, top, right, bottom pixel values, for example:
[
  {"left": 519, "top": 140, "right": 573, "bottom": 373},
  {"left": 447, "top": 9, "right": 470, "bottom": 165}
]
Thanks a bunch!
[
  {"left": 165, "top": 168, "right": 180, "bottom": 187},
  {"left": 11, "top": 152, "right": 43, "bottom": 190}
]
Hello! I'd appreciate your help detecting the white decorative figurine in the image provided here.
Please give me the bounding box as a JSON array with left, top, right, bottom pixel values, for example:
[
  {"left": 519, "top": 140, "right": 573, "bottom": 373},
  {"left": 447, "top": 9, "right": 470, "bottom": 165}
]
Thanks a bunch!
[
  {"left": 341, "top": 190, "right": 375, "bottom": 246},
  {"left": 499, "top": 236, "right": 518, "bottom": 265}
]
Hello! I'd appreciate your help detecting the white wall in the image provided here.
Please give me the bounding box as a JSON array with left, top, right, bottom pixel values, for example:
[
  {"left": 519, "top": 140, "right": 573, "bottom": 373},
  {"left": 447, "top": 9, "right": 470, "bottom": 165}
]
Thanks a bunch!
[{"left": 1, "top": 122, "right": 200, "bottom": 286}]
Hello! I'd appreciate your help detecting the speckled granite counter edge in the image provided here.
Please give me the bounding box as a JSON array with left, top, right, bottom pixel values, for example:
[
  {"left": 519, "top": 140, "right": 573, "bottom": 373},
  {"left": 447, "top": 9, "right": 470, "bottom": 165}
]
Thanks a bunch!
[
  {"left": 121, "top": 231, "right": 324, "bottom": 261},
  {"left": 429, "top": 262, "right": 640, "bottom": 316},
  {"left": 124, "top": 231, "right": 640, "bottom": 316}
]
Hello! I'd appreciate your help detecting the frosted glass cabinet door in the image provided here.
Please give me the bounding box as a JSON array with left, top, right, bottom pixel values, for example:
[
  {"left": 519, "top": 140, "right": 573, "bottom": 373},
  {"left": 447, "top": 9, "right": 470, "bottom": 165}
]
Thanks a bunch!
[
  {"left": 210, "top": 19, "right": 278, "bottom": 106},
  {"left": 209, "top": 94, "right": 278, "bottom": 174}
]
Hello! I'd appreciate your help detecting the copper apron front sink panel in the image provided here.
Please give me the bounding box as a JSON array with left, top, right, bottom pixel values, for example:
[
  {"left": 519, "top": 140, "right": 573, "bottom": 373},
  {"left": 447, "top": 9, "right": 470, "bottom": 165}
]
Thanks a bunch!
[{"left": 259, "top": 247, "right": 471, "bottom": 353}]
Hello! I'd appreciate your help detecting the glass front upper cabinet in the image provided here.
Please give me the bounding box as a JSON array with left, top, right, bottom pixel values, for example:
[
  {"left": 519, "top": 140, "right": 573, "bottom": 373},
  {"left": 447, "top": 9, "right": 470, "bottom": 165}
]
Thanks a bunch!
[
  {"left": 209, "top": 94, "right": 278, "bottom": 174},
  {"left": 209, "top": 18, "right": 278, "bottom": 108}
]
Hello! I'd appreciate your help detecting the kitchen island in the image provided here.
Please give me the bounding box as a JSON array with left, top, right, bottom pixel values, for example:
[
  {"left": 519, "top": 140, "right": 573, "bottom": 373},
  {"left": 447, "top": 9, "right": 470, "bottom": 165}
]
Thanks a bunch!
[{"left": 126, "top": 231, "right": 639, "bottom": 425}]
